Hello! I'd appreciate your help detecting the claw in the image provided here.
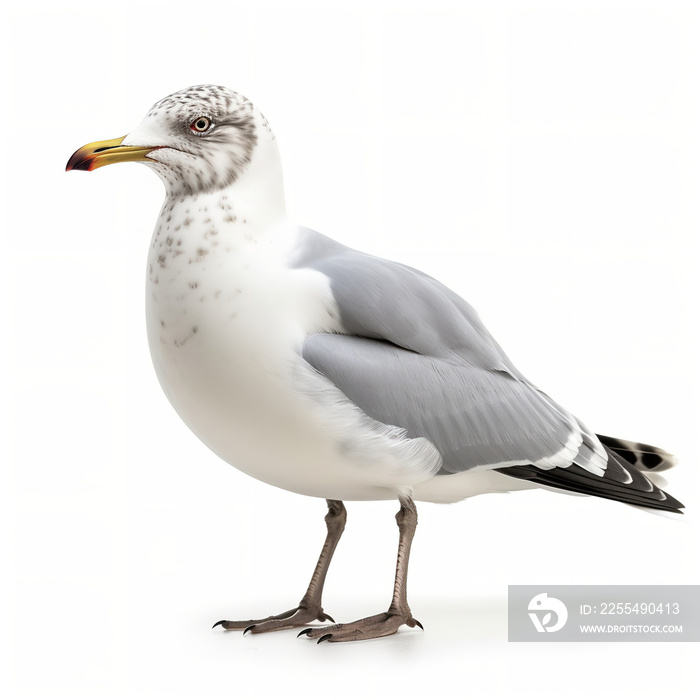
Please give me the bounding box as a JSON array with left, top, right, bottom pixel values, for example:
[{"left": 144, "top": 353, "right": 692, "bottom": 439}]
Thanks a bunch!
[
  {"left": 243, "top": 624, "right": 256, "bottom": 635},
  {"left": 414, "top": 619, "right": 424, "bottom": 631},
  {"left": 322, "top": 613, "right": 336, "bottom": 623},
  {"left": 212, "top": 620, "right": 227, "bottom": 629},
  {"left": 317, "top": 633, "right": 333, "bottom": 644},
  {"left": 297, "top": 628, "right": 313, "bottom": 638}
]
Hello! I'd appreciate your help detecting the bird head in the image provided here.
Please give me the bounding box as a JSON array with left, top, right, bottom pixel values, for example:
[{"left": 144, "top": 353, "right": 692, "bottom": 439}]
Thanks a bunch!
[{"left": 66, "top": 85, "right": 277, "bottom": 198}]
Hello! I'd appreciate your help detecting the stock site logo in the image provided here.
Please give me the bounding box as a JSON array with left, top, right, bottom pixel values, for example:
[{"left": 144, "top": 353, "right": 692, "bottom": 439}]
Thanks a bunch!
[{"left": 528, "top": 593, "right": 568, "bottom": 633}]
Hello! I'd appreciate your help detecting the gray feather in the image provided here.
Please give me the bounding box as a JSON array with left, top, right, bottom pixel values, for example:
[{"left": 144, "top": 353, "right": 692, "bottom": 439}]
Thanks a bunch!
[
  {"left": 292, "top": 228, "right": 604, "bottom": 475},
  {"left": 302, "top": 334, "right": 580, "bottom": 473},
  {"left": 292, "top": 227, "right": 522, "bottom": 376}
]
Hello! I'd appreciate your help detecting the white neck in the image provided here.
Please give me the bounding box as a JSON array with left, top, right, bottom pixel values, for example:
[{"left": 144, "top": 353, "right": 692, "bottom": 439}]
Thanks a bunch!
[{"left": 162, "top": 131, "right": 287, "bottom": 233}]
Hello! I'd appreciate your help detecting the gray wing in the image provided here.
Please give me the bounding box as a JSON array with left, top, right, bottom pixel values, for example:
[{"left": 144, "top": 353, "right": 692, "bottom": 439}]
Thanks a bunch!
[
  {"left": 292, "top": 228, "right": 606, "bottom": 476},
  {"left": 291, "top": 228, "right": 522, "bottom": 376}
]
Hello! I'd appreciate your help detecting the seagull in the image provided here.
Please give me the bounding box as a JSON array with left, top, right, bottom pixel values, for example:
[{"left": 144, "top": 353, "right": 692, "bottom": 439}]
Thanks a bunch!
[{"left": 67, "top": 85, "right": 683, "bottom": 643}]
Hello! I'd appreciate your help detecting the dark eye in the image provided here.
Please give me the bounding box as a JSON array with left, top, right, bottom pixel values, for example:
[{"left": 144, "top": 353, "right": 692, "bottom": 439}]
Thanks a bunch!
[{"left": 190, "top": 116, "right": 212, "bottom": 133}]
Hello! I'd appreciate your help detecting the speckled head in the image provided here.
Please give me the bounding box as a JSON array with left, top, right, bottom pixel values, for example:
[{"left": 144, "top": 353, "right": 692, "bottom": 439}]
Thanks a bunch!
[
  {"left": 127, "top": 85, "right": 268, "bottom": 196},
  {"left": 67, "top": 85, "right": 277, "bottom": 198}
]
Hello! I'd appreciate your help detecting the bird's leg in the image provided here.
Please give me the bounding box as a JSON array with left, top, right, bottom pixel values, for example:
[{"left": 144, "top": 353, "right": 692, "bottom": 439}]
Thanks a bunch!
[
  {"left": 299, "top": 495, "right": 423, "bottom": 643},
  {"left": 213, "top": 499, "right": 346, "bottom": 634}
]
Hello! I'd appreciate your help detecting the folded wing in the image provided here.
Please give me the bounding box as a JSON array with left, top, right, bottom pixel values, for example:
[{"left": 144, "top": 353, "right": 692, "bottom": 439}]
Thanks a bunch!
[{"left": 293, "top": 228, "right": 682, "bottom": 511}]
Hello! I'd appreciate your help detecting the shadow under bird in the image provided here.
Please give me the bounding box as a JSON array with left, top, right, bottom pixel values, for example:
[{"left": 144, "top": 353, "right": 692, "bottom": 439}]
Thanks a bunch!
[{"left": 67, "top": 85, "right": 684, "bottom": 643}]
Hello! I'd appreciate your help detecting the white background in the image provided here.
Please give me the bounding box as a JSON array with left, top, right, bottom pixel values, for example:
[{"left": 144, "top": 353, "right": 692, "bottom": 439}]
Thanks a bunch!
[{"left": 1, "top": 1, "right": 699, "bottom": 698}]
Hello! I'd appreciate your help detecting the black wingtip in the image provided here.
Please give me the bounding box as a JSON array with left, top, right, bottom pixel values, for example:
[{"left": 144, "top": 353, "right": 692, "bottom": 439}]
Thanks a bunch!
[
  {"left": 497, "top": 448, "right": 685, "bottom": 514},
  {"left": 597, "top": 434, "right": 679, "bottom": 472}
]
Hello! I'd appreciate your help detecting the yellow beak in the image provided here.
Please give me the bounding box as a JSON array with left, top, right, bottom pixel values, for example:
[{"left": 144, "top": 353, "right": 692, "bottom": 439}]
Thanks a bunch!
[{"left": 66, "top": 136, "right": 161, "bottom": 172}]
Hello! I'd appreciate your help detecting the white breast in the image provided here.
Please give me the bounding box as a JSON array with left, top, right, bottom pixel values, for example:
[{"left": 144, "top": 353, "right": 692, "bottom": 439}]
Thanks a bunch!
[{"left": 144, "top": 192, "right": 441, "bottom": 501}]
